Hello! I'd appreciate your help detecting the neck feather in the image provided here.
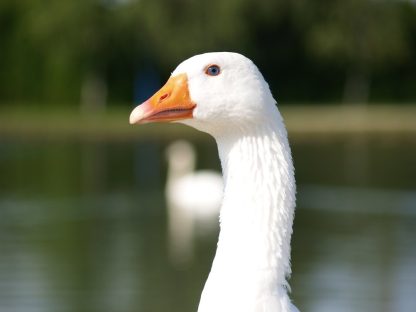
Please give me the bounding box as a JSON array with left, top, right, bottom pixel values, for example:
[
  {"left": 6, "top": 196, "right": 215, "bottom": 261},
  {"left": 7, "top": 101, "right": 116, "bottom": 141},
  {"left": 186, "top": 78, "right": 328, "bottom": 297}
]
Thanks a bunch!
[
  {"left": 198, "top": 109, "right": 296, "bottom": 311},
  {"left": 217, "top": 113, "right": 295, "bottom": 278}
]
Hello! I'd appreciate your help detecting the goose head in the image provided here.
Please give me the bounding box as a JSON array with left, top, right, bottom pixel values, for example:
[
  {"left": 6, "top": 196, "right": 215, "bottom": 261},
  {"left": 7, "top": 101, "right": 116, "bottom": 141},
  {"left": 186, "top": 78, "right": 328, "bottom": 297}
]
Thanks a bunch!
[
  {"left": 130, "top": 52, "right": 298, "bottom": 312},
  {"left": 129, "top": 52, "right": 277, "bottom": 136}
]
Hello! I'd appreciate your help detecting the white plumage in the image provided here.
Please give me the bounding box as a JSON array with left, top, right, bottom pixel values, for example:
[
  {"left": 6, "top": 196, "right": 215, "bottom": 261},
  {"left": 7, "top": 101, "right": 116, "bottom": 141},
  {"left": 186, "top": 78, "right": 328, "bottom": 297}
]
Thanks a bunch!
[{"left": 130, "top": 52, "right": 299, "bottom": 312}]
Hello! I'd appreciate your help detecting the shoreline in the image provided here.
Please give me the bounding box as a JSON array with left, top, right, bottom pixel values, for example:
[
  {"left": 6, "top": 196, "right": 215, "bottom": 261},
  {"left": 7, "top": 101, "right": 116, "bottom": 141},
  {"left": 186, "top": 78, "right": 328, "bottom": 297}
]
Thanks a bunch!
[{"left": 0, "top": 105, "right": 415, "bottom": 141}]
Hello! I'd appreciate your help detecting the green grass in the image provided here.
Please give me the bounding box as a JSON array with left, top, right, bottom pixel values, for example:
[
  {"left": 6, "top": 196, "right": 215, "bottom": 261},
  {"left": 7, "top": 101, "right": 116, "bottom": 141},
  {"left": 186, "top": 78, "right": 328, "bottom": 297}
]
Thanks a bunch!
[{"left": 0, "top": 104, "right": 415, "bottom": 141}]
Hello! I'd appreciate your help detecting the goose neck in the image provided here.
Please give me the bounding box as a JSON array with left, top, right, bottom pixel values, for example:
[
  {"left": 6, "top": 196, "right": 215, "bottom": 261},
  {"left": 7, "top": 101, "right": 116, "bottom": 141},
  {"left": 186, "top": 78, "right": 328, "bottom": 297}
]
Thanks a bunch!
[{"left": 214, "top": 119, "right": 296, "bottom": 280}]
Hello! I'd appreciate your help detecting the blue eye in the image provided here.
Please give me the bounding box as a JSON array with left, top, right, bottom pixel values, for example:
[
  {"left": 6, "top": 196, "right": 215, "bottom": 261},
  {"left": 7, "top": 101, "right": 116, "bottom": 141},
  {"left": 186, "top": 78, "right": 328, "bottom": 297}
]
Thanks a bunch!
[{"left": 205, "top": 64, "right": 221, "bottom": 76}]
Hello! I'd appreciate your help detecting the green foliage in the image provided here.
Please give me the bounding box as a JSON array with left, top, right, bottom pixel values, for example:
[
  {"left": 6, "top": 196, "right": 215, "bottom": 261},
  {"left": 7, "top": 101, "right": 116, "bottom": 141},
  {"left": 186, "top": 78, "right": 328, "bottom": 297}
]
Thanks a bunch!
[
  {"left": 295, "top": 0, "right": 409, "bottom": 67},
  {"left": 0, "top": 0, "right": 415, "bottom": 107}
]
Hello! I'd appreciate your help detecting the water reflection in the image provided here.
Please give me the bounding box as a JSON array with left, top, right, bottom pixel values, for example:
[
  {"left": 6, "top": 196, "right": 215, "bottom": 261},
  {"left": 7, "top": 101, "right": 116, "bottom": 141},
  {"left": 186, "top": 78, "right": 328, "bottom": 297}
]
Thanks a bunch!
[
  {"left": 293, "top": 187, "right": 416, "bottom": 312},
  {"left": 0, "top": 136, "right": 415, "bottom": 312}
]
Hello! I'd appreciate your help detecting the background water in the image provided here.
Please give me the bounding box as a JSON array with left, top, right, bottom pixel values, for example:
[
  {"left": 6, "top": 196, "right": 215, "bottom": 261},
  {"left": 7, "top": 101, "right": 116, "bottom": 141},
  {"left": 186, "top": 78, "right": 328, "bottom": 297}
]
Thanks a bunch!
[{"left": 0, "top": 131, "right": 415, "bottom": 312}]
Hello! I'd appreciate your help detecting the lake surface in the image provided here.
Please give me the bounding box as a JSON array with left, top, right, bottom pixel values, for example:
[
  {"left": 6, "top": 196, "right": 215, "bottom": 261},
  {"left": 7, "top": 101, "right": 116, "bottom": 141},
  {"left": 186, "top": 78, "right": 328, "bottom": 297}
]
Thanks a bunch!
[{"left": 0, "top": 132, "right": 415, "bottom": 312}]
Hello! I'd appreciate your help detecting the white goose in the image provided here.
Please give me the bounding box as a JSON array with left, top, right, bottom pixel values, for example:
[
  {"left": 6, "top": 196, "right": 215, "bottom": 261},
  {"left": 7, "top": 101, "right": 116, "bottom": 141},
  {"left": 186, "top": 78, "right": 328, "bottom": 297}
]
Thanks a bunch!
[
  {"left": 130, "top": 52, "right": 299, "bottom": 312},
  {"left": 165, "top": 140, "right": 223, "bottom": 266}
]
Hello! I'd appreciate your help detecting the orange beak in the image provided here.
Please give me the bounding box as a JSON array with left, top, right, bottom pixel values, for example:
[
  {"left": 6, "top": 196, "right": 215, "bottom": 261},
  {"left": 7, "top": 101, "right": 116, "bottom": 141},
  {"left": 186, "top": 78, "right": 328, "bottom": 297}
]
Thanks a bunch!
[{"left": 129, "top": 73, "right": 196, "bottom": 124}]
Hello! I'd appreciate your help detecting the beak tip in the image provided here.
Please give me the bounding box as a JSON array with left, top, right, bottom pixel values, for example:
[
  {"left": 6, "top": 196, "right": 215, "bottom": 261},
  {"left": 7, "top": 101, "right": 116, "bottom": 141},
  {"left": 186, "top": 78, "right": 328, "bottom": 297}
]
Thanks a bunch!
[{"left": 129, "top": 107, "right": 143, "bottom": 125}]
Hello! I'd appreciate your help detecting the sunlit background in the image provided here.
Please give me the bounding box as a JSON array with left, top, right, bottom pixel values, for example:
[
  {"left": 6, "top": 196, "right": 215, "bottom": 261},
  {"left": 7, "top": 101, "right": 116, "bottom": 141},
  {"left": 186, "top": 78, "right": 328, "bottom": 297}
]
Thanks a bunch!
[{"left": 1, "top": 1, "right": 416, "bottom": 311}]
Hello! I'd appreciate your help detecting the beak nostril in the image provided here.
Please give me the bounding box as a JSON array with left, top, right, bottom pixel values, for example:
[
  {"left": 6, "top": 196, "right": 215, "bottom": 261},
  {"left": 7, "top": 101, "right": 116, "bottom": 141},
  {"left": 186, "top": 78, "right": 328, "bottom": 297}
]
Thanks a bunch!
[{"left": 159, "top": 93, "right": 169, "bottom": 102}]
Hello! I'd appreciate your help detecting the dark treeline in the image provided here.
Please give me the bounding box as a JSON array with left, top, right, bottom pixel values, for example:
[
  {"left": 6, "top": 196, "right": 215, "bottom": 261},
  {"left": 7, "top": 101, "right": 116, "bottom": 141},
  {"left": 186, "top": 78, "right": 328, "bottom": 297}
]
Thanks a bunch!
[{"left": 1, "top": 0, "right": 415, "bottom": 110}]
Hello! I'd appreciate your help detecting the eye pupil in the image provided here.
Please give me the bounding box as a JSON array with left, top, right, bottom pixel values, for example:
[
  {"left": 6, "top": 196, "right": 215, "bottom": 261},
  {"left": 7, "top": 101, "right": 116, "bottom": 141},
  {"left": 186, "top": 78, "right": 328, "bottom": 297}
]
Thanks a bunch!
[{"left": 206, "top": 65, "right": 221, "bottom": 76}]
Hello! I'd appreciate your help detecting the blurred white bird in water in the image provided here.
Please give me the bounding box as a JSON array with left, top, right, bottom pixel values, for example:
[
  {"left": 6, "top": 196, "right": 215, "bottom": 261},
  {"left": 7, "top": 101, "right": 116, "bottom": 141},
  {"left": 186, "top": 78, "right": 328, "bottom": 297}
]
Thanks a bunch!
[{"left": 165, "top": 140, "right": 223, "bottom": 266}]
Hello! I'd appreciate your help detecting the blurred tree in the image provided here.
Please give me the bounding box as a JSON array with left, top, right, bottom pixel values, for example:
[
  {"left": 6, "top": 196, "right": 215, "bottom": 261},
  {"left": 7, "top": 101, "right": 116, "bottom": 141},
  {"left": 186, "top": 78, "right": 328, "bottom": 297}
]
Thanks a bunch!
[
  {"left": 0, "top": 0, "right": 415, "bottom": 107},
  {"left": 0, "top": 0, "right": 138, "bottom": 109},
  {"left": 25, "top": 0, "right": 113, "bottom": 110},
  {"left": 293, "top": 0, "right": 410, "bottom": 103},
  {"left": 127, "top": 0, "right": 255, "bottom": 66}
]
